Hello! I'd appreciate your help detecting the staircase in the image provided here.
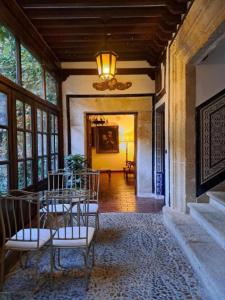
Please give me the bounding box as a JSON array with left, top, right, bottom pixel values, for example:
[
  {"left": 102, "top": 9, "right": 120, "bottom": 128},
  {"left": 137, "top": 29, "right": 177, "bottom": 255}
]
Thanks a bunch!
[{"left": 163, "top": 191, "right": 225, "bottom": 300}]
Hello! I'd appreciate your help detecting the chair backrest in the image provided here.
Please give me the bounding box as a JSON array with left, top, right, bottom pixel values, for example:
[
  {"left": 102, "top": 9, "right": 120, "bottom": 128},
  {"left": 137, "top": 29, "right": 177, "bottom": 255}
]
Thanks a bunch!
[
  {"left": 72, "top": 170, "right": 100, "bottom": 203},
  {"left": 48, "top": 169, "right": 73, "bottom": 191},
  {"left": 45, "top": 190, "right": 92, "bottom": 246},
  {"left": 0, "top": 192, "right": 41, "bottom": 249}
]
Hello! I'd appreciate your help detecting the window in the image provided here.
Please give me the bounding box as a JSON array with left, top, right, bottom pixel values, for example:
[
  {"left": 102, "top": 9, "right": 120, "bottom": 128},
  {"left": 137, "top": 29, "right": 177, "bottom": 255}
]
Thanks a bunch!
[
  {"left": 46, "top": 71, "right": 57, "bottom": 105},
  {"left": 50, "top": 114, "right": 58, "bottom": 171},
  {"left": 37, "top": 109, "right": 48, "bottom": 181},
  {"left": 21, "top": 45, "right": 43, "bottom": 98},
  {"left": 16, "top": 100, "right": 33, "bottom": 189},
  {"left": 0, "top": 25, "right": 16, "bottom": 82},
  {"left": 0, "top": 92, "right": 9, "bottom": 194}
]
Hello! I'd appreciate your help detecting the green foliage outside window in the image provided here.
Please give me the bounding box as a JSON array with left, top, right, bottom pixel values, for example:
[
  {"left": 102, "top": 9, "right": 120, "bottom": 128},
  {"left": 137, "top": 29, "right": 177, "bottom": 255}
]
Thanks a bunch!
[
  {"left": 0, "top": 165, "right": 8, "bottom": 194},
  {"left": 46, "top": 71, "right": 57, "bottom": 105},
  {"left": 0, "top": 25, "right": 16, "bottom": 82},
  {"left": 0, "top": 92, "right": 8, "bottom": 194},
  {"left": 21, "top": 45, "right": 43, "bottom": 98}
]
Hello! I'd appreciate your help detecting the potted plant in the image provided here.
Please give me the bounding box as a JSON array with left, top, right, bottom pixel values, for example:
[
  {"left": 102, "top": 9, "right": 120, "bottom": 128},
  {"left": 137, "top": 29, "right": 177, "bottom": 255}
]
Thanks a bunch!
[{"left": 64, "top": 154, "right": 88, "bottom": 172}]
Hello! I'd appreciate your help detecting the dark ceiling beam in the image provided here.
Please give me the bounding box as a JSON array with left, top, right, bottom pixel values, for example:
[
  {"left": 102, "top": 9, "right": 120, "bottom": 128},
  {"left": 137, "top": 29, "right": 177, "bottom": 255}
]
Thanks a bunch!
[
  {"left": 40, "top": 25, "right": 160, "bottom": 36},
  {"left": 32, "top": 16, "right": 178, "bottom": 28},
  {"left": 24, "top": 7, "right": 182, "bottom": 22},
  {"left": 18, "top": 0, "right": 187, "bottom": 14},
  {"left": 58, "top": 53, "right": 157, "bottom": 65},
  {"left": 60, "top": 67, "right": 156, "bottom": 81},
  {"left": 54, "top": 49, "right": 158, "bottom": 58},
  {"left": 50, "top": 40, "right": 168, "bottom": 50},
  {"left": 44, "top": 36, "right": 155, "bottom": 45}
]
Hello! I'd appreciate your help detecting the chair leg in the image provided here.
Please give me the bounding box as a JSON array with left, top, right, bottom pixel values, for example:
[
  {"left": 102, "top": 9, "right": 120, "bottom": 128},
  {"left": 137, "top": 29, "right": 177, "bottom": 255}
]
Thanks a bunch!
[
  {"left": 0, "top": 249, "right": 5, "bottom": 291},
  {"left": 92, "top": 243, "right": 95, "bottom": 267},
  {"left": 96, "top": 213, "right": 100, "bottom": 230},
  {"left": 84, "top": 250, "right": 89, "bottom": 291},
  {"left": 50, "top": 247, "right": 54, "bottom": 288}
]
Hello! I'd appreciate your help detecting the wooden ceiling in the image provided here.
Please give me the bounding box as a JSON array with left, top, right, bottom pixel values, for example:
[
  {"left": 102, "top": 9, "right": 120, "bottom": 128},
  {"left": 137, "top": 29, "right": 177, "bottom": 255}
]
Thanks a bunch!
[{"left": 15, "top": 0, "right": 191, "bottom": 66}]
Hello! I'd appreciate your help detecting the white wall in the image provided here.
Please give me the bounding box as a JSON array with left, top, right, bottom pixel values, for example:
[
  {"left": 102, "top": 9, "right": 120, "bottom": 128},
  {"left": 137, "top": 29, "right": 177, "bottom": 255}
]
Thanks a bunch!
[
  {"left": 68, "top": 97, "right": 153, "bottom": 197},
  {"left": 196, "top": 37, "right": 225, "bottom": 106},
  {"left": 61, "top": 61, "right": 155, "bottom": 197}
]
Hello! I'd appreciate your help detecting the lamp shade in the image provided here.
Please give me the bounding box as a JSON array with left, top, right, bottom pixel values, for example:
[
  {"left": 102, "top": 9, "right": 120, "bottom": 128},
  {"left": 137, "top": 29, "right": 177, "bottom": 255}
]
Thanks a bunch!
[{"left": 95, "top": 51, "right": 118, "bottom": 80}]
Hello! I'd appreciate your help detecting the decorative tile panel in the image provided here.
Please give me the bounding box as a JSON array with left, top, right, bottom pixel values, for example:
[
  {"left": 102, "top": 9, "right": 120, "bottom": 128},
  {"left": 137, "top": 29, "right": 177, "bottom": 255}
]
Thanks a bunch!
[{"left": 196, "top": 89, "right": 225, "bottom": 196}]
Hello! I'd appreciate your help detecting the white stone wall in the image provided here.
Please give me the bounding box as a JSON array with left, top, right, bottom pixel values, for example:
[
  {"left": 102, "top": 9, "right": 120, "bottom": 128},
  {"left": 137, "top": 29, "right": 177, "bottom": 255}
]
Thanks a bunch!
[
  {"left": 61, "top": 62, "right": 155, "bottom": 197},
  {"left": 68, "top": 97, "right": 153, "bottom": 197},
  {"left": 168, "top": 0, "right": 225, "bottom": 212},
  {"left": 196, "top": 38, "right": 225, "bottom": 106}
]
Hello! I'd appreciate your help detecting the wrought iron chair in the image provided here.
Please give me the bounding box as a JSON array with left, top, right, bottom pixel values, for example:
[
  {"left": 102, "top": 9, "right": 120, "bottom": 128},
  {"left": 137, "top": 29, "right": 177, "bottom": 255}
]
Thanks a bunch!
[
  {"left": 40, "top": 170, "right": 74, "bottom": 227},
  {"left": 71, "top": 170, "right": 100, "bottom": 230},
  {"left": 0, "top": 191, "right": 52, "bottom": 290},
  {"left": 45, "top": 190, "right": 96, "bottom": 289}
]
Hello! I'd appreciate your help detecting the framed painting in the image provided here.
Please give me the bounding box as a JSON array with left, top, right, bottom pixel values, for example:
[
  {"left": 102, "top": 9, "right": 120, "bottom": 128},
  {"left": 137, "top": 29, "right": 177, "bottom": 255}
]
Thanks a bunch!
[{"left": 96, "top": 126, "right": 119, "bottom": 153}]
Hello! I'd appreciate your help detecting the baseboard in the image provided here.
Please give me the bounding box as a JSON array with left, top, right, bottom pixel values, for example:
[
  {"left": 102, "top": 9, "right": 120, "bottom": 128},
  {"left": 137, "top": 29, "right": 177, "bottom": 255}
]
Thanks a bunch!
[{"left": 137, "top": 192, "right": 164, "bottom": 199}]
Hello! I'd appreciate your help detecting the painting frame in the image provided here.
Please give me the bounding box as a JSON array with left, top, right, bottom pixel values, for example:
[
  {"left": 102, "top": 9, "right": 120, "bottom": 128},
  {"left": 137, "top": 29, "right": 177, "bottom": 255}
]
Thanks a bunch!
[{"left": 96, "top": 126, "right": 119, "bottom": 153}]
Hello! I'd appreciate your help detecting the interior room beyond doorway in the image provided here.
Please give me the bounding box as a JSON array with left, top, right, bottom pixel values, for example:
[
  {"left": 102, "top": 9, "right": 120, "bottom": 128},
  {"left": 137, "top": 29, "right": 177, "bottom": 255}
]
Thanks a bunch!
[{"left": 89, "top": 114, "right": 135, "bottom": 172}]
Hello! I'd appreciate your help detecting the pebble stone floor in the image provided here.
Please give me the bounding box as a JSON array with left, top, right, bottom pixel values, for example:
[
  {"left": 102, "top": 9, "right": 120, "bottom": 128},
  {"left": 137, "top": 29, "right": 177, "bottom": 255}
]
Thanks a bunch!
[{"left": 3, "top": 213, "right": 204, "bottom": 300}]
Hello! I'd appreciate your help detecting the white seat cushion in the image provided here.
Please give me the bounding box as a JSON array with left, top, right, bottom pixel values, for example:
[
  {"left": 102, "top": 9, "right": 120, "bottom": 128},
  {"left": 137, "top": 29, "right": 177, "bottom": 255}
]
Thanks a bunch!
[
  {"left": 40, "top": 204, "right": 71, "bottom": 213},
  {"left": 5, "top": 228, "right": 52, "bottom": 250},
  {"left": 71, "top": 203, "right": 98, "bottom": 213},
  {"left": 53, "top": 226, "right": 95, "bottom": 247}
]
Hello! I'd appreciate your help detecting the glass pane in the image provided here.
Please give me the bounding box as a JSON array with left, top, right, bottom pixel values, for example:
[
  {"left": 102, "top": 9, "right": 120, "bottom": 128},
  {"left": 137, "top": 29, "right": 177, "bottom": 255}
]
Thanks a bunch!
[
  {"left": 0, "top": 128, "right": 8, "bottom": 161},
  {"left": 55, "top": 116, "right": 58, "bottom": 133},
  {"left": 18, "top": 161, "right": 25, "bottom": 189},
  {"left": 0, "top": 92, "right": 8, "bottom": 125},
  {"left": 37, "top": 109, "right": 42, "bottom": 132},
  {"left": 26, "top": 132, "right": 32, "bottom": 158},
  {"left": 43, "top": 111, "right": 47, "bottom": 133},
  {"left": 25, "top": 104, "right": 32, "bottom": 130},
  {"left": 55, "top": 135, "right": 58, "bottom": 154},
  {"left": 43, "top": 134, "right": 47, "bottom": 155},
  {"left": 50, "top": 114, "right": 54, "bottom": 133},
  {"left": 16, "top": 100, "right": 24, "bottom": 129},
  {"left": 51, "top": 135, "right": 54, "bottom": 154},
  {"left": 38, "top": 133, "right": 42, "bottom": 156},
  {"left": 26, "top": 160, "right": 32, "bottom": 186},
  {"left": 38, "top": 158, "right": 43, "bottom": 181},
  {"left": 43, "top": 157, "right": 48, "bottom": 178},
  {"left": 0, "top": 164, "right": 8, "bottom": 194},
  {"left": 55, "top": 155, "right": 58, "bottom": 170},
  {"left": 51, "top": 155, "right": 55, "bottom": 170},
  {"left": 21, "top": 45, "right": 43, "bottom": 98},
  {"left": 0, "top": 25, "right": 16, "bottom": 82},
  {"left": 17, "top": 131, "right": 24, "bottom": 159},
  {"left": 46, "top": 72, "right": 57, "bottom": 104}
]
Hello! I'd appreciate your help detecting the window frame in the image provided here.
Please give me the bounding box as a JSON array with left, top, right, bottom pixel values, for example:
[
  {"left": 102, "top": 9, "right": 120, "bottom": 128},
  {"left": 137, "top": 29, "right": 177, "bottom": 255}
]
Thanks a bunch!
[
  {"left": 0, "top": 24, "right": 59, "bottom": 106},
  {"left": 0, "top": 84, "right": 11, "bottom": 194},
  {"left": 15, "top": 98, "right": 34, "bottom": 189},
  {"left": 50, "top": 114, "right": 59, "bottom": 171},
  {"left": 0, "top": 23, "right": 62, "bottom": 192},
  {"left": 37, "top": 108, "right": 49, "bottom": 182}
]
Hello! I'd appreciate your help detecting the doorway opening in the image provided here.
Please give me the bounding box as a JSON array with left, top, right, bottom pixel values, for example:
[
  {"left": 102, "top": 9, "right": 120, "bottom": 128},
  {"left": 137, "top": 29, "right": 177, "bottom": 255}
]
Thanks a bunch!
[
  {"left": 86, "top": 112, "right": 138, "bottom": 211},
  {"left": 155, "top": 104, "right": 165, "bottom": 197}
]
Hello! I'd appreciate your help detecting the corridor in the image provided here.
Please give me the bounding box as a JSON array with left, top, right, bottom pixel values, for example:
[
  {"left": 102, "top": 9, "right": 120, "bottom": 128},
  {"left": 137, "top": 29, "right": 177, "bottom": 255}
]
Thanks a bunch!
[{"left": 99, "top": 172, "right": 164, "bottom": 213}]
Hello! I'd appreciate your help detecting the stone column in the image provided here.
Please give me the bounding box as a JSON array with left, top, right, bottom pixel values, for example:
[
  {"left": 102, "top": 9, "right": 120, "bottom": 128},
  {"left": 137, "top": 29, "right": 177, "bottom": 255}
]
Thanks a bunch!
[{"left": 168, "top": 0, "right": 225, "bottom": 212}]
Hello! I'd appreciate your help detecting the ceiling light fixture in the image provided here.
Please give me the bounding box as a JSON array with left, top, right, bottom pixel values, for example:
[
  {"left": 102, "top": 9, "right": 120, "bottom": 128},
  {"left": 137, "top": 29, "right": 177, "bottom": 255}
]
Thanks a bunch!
[{"left": 95, "top": 50, "right": 118, "bottom": 80}]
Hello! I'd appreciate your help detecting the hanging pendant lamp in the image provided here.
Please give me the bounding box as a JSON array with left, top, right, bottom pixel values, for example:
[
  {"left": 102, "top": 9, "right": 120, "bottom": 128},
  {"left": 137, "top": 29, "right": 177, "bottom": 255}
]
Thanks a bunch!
[{"left": 95, "top": 50, "right": 118, "bottom": 80}]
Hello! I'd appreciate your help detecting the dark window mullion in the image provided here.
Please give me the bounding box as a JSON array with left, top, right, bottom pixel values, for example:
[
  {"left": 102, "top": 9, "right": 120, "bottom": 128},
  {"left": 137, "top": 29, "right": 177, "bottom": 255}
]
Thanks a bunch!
[{"left": 23, "top": 102, "right": 28, "bottom": 187}]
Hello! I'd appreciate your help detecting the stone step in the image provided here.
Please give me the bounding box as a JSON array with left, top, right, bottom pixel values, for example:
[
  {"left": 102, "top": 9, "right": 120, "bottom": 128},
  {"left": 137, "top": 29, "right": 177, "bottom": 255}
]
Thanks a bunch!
[
  {"left": 207, "top": 191, "right": 225, "bottom": 213},
  {"left": 188, "top": 203, "right": 225, "bottom": 251},
  {"left": 163, "top": 206, "right": 225, "bottom": 300}
]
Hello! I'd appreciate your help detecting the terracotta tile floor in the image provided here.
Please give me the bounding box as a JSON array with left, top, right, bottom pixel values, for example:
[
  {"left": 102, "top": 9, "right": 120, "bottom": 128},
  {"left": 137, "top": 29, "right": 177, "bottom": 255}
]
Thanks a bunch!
[{"left": 99, "top": 172, "right": 165, "bottom": 213}]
